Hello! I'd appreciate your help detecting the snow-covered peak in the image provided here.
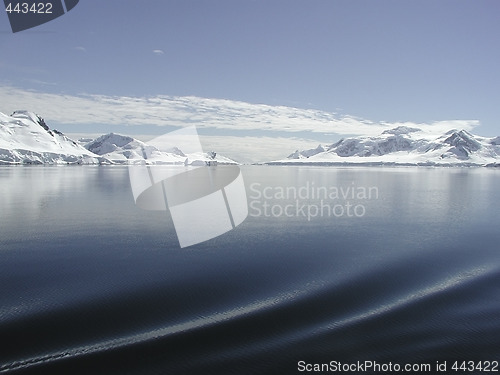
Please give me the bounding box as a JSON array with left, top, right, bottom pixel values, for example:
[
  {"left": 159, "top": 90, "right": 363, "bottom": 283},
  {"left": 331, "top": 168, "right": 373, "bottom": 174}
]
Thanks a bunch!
[
  {"left": 287, "top": 144, "right": 325, "bottom": 159},
  {"left": 437, "top": 130, "right": 482, "bottom": 159},
  {"left": 86, "top": 133, "right": 138, "bottom": 155},
  {"left": 490, "top": 136, "right": 500, "bottom": 146},
  {"left": 84, "top": 133, "right": 181, "bottom": 163},
  {"left": 382, "top": 126, "right": 421, "bottom": 135},
  {"left": 10, "top": 110, "right": 49, "bottom": 131}
]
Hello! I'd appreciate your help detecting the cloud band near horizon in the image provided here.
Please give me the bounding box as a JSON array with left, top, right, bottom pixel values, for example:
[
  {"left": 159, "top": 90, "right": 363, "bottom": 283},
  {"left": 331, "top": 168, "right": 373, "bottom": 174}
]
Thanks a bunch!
[{"left": 0, "top": 86, "right": 480, "bottom": 137}]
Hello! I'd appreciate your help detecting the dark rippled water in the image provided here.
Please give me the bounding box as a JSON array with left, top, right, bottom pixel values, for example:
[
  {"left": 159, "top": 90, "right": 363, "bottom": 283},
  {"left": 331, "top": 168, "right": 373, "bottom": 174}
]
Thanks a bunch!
[{"left": 0, "top": 166, "right": 499, "bottom": 374}]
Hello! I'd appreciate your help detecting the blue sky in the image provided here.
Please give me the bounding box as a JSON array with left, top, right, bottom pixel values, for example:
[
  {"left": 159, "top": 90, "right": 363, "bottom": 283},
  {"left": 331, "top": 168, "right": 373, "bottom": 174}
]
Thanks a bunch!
[{"left": 0, "top": 1, "right": 499, "bottom": 161}]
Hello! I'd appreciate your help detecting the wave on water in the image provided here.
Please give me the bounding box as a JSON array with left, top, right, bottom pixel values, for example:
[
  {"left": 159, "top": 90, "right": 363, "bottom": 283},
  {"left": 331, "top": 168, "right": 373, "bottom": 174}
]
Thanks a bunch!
[{"left": 2, "top": 258, "right": 499, "bottom": 375}]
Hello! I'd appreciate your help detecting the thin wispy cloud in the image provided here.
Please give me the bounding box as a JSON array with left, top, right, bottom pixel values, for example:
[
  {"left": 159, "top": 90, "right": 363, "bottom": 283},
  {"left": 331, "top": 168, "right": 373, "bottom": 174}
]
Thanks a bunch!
[
  {"left": 0, "top": 86, "right": 479, "bottom": 137},
  {"left": 74, "top": 46, "right": 87, "bottom": 52},
  {"left": 152, "top": 49, "right": 164, "bottom": 55}
]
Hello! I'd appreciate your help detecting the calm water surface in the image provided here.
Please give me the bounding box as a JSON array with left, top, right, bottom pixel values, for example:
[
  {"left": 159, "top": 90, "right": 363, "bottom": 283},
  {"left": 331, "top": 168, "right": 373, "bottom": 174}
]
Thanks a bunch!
[{"left": 0, "top": 165, "right": 499, "bottom": 374}]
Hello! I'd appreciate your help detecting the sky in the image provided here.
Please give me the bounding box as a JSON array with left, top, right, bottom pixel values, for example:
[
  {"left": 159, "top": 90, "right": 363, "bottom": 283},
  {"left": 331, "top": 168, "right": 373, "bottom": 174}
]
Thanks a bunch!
[{"left": 0, "top": 0, "right": 499, "bottom": 162}]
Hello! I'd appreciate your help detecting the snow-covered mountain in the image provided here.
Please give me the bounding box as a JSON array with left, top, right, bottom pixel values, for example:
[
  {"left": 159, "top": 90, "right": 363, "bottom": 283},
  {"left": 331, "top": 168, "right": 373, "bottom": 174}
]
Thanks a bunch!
[
  {"left": 0, "top": 111, "right": 104, "bottom": 164},
  {"left": 83, "top": 133, "right": 185, "bottom": 164},
  {"left": 274, "top": 126, "right": 500, "bottom": 166},
  {"left": 83, "top": 133, "right": 238, "bottom": 165},
  {"left": 0, "top": 110, "right": 238, "bottom": 165}
]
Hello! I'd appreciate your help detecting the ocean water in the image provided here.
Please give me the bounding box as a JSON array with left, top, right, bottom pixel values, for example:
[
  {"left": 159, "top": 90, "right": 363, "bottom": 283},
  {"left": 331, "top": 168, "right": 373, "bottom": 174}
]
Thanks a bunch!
[{"left": 0, "top": 165, "right": 499, "bottom": 374}]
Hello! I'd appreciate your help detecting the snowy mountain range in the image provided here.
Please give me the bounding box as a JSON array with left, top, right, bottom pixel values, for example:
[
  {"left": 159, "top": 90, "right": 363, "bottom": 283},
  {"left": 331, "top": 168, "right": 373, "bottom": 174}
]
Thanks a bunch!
[
  {"left": 0, "top": 111, "right": 237, "bottom": 165},
  {"left": 271, "top": 126, "right": 500, "bottom": 167},
  {"left": 2, "top": 110, "right": 500, "bottom": 167},
  {"left": 82, "top": 133, "right": 237, "bottom": 165},
  {"left": 0, "top": 111, "right": 104, "bottom": 164}
]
